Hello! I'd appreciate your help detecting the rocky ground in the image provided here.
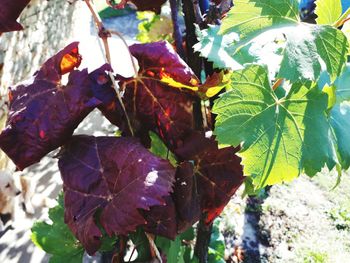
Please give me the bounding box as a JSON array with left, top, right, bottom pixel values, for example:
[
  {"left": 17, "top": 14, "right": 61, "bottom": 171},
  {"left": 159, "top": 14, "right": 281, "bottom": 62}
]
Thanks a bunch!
[{"left": 220, "top": 171, "right": 350, "bottom": 263}]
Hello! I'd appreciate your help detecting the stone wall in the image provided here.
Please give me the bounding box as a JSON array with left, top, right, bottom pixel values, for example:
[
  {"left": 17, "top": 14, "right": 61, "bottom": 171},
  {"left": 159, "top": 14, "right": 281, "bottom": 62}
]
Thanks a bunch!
[{"left": 0, "top": 0, "right": 87, "bottom": 169}]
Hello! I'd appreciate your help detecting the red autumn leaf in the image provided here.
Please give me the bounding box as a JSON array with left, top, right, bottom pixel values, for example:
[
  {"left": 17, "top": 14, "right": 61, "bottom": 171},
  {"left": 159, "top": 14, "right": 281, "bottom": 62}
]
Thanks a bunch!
[
  {"left": 173, "top": 161, "right": 201, "bottom": 232},
  {"left": 58, "top": 135, "right": 175, "bottom": 254},
  {"left": 0, "top": 43, "right": 108, "bottom": 170},
  {"left": 175, "top": 132, "right": 244, "bottom": 224},
  {"left": 113, "top": 41, "right": 198, "bottom": 149},
  {"left": 110, "top": 0, "right": 167, "bottom": 14},
  {"left": 0, "top": 0, "right": 30, "bottom": 33},
  {"left": 142, "top": 196, "right": 177, "bottom": 239}
]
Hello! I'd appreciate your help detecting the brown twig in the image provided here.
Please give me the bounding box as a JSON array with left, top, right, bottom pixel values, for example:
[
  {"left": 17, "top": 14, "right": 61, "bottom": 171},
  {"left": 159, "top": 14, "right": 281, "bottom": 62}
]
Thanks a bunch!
[
  {"left": 84, "top": 0, "right": 111, "bottom": 64},
  {"left": 272, "top": 78, "right": 284, "bottom": 91},
  {"left": 84, "top": 0, "right": 134, "bottom": 136},
  {"left": 145, "top": 233, "right": 162, "bottom": 263}
]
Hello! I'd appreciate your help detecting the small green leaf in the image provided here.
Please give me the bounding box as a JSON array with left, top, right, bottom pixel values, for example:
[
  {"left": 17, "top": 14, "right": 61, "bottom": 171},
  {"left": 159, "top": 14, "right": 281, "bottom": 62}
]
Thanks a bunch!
[
  {"left": 31, "top": 194, "right": 84, "bottom": 263},
  {"left": 156, "top": 236, "right": 184, "bottom": 263},
  {"left": 156, "top": 227, "right": 196, "bottom": 263},
  {"left": 315, "top": 0, "right": 342, "bottom": 25},
  {"left": 129, "top": 227, "right": 152, "bottom": 261},
  {"left": 149, "top": 131, "right": 177, "bottom": 166},
  {"left": 208, "top": 219, "right": 225, "bottom": 263},
  {"left": 213, "top": 65, "right": 334, "bottom": 188}
]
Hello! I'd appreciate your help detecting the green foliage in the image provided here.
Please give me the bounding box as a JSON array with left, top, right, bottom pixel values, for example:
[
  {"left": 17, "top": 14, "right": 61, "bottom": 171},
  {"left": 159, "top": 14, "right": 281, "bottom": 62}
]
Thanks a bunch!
[
  {"left": 195, "top": 0, "right": 349, "bottom": 82},
  {"left": 208, "top": 219, "right": 225, "bottom": 263},
  {"left": 315, "top": 0, "right": 342, "bottom": 25},
  {"left": 156, "top": 227, "right": 197, "bottom": 263},
  {"left": 149, "top": 131, "right": 177, "bottom": 166},
  {"left": 31, "top": 194, "right": 84, "bottom": 263},
  {"left": 213, "top": 65, "right": 335, "bottom": 188},
  {"left": 136, "top": 11, "right": 173, "bottom": 43},
  {"left": 219, "top": 0, "right": 300, "bottom": 41},
  {"left": 129, "top": 228, "right": 152, "bottom": 261},
  {"left": 193, "top": 25, "right": 242, "bottom": 70}
]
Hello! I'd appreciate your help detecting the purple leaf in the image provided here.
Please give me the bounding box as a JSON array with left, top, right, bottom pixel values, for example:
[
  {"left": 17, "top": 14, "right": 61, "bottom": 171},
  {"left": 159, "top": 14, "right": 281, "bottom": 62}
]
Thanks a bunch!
[
  {"left": 0, "top": 0, "right": 30, "bottom": 33},
  {"left": 0, "top": 43, "right": 111, "bottom": 170},
  {"left": 59, "top": 135, "right": 175, "bottom": 254}
]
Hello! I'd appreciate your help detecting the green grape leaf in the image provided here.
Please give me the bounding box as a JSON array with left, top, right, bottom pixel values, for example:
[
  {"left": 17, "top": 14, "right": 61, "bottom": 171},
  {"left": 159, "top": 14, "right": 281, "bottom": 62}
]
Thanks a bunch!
[
  {"left": 315, "top": 0, "right": 342, "bottom": 25},
  {"left": 330, "top": 102, "right": 350, "bottom": 170},
  {"left": 219, "top": 0, "right": 299, "bottom": 40},
  {"left": 334, "top": 63, "right": 350, "bottom": 102},
  {"left": 208, "top": 219, "right": 225, "bottom": 263},
  {"left": 212, "top": 0, "right": 349, "bottom": 82},
  {"left": 193, "top": 25, "right": 243, "bottom": 70},
  {"left": 213, "top": 65, "right": 334, "bottom": 188},
  {"left": 149, "top": 131, "right": 177, "bottom": 166},
  {"left": 31, "top": 194, "right": 84, "bottom": 263}
]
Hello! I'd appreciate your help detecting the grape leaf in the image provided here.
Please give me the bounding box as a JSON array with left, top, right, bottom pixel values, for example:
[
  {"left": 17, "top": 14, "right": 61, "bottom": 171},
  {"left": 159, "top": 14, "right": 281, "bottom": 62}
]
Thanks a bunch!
[
  {"left": 0, "top": 43, "right": 111, "bottom": 170},
  {"left": 31, "top": 194, "right": 84, "bottom": 263},
  {"left": 175, "top": 132, "right": 244, "bottom": 224},
  {"left": 142, "top": 196, "right": 177, "bottom": 239},
  {"left": 112, "top": 0, "right": 166, "bottom": 14},
  {"left": 214, "top": 0, "right": 349, "bottom": 82},
  {"left": 58, "top": 135, "right": 175, "bottom": 255},
  {"left": 0, "top": 0, "right": 30, "bottom": 33},
  {"left": 315, "top": 0, "right": 342, "bottom": 25},
  {"left": 219, "top": 0, "right": 300, "bottom": 40},
  {"left": 327, "top": 64, "right": 350, "bottom": 170},
  {"left": 333, "top": 63, "right": 350, "bottom": 102},
  {"left": 173, "top": 162, "right": 201, "bottom": 232},
  {"left": 213, "top": 65, "right": 335, "bottom": 188},
  {"left": 279, "top": 24, "right": 348, "bottom": 82},
  {"left": 115, "top": 41, "right": 198, "bottom": 149},
  {"left": 330, "top": 102, "right": 350, "bottom": 170},
  {"left": 193, "top": 25, "right": 243, "bottom": 70}
]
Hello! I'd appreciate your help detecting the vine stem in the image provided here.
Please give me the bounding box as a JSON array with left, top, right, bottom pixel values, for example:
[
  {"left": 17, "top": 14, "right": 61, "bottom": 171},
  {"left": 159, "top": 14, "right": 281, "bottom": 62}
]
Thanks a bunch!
[
  {"left": 84, "top": 0, "right": 134, "bottom": 136},
  {"left": 272, "top": 78, "right": 283, "bottom": 91},
  {"left": 333, "top": 7, "right": 350, "bottom": 27},
  {"left": 145, "top": 233, "right": 162, "bottom": 263}
]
